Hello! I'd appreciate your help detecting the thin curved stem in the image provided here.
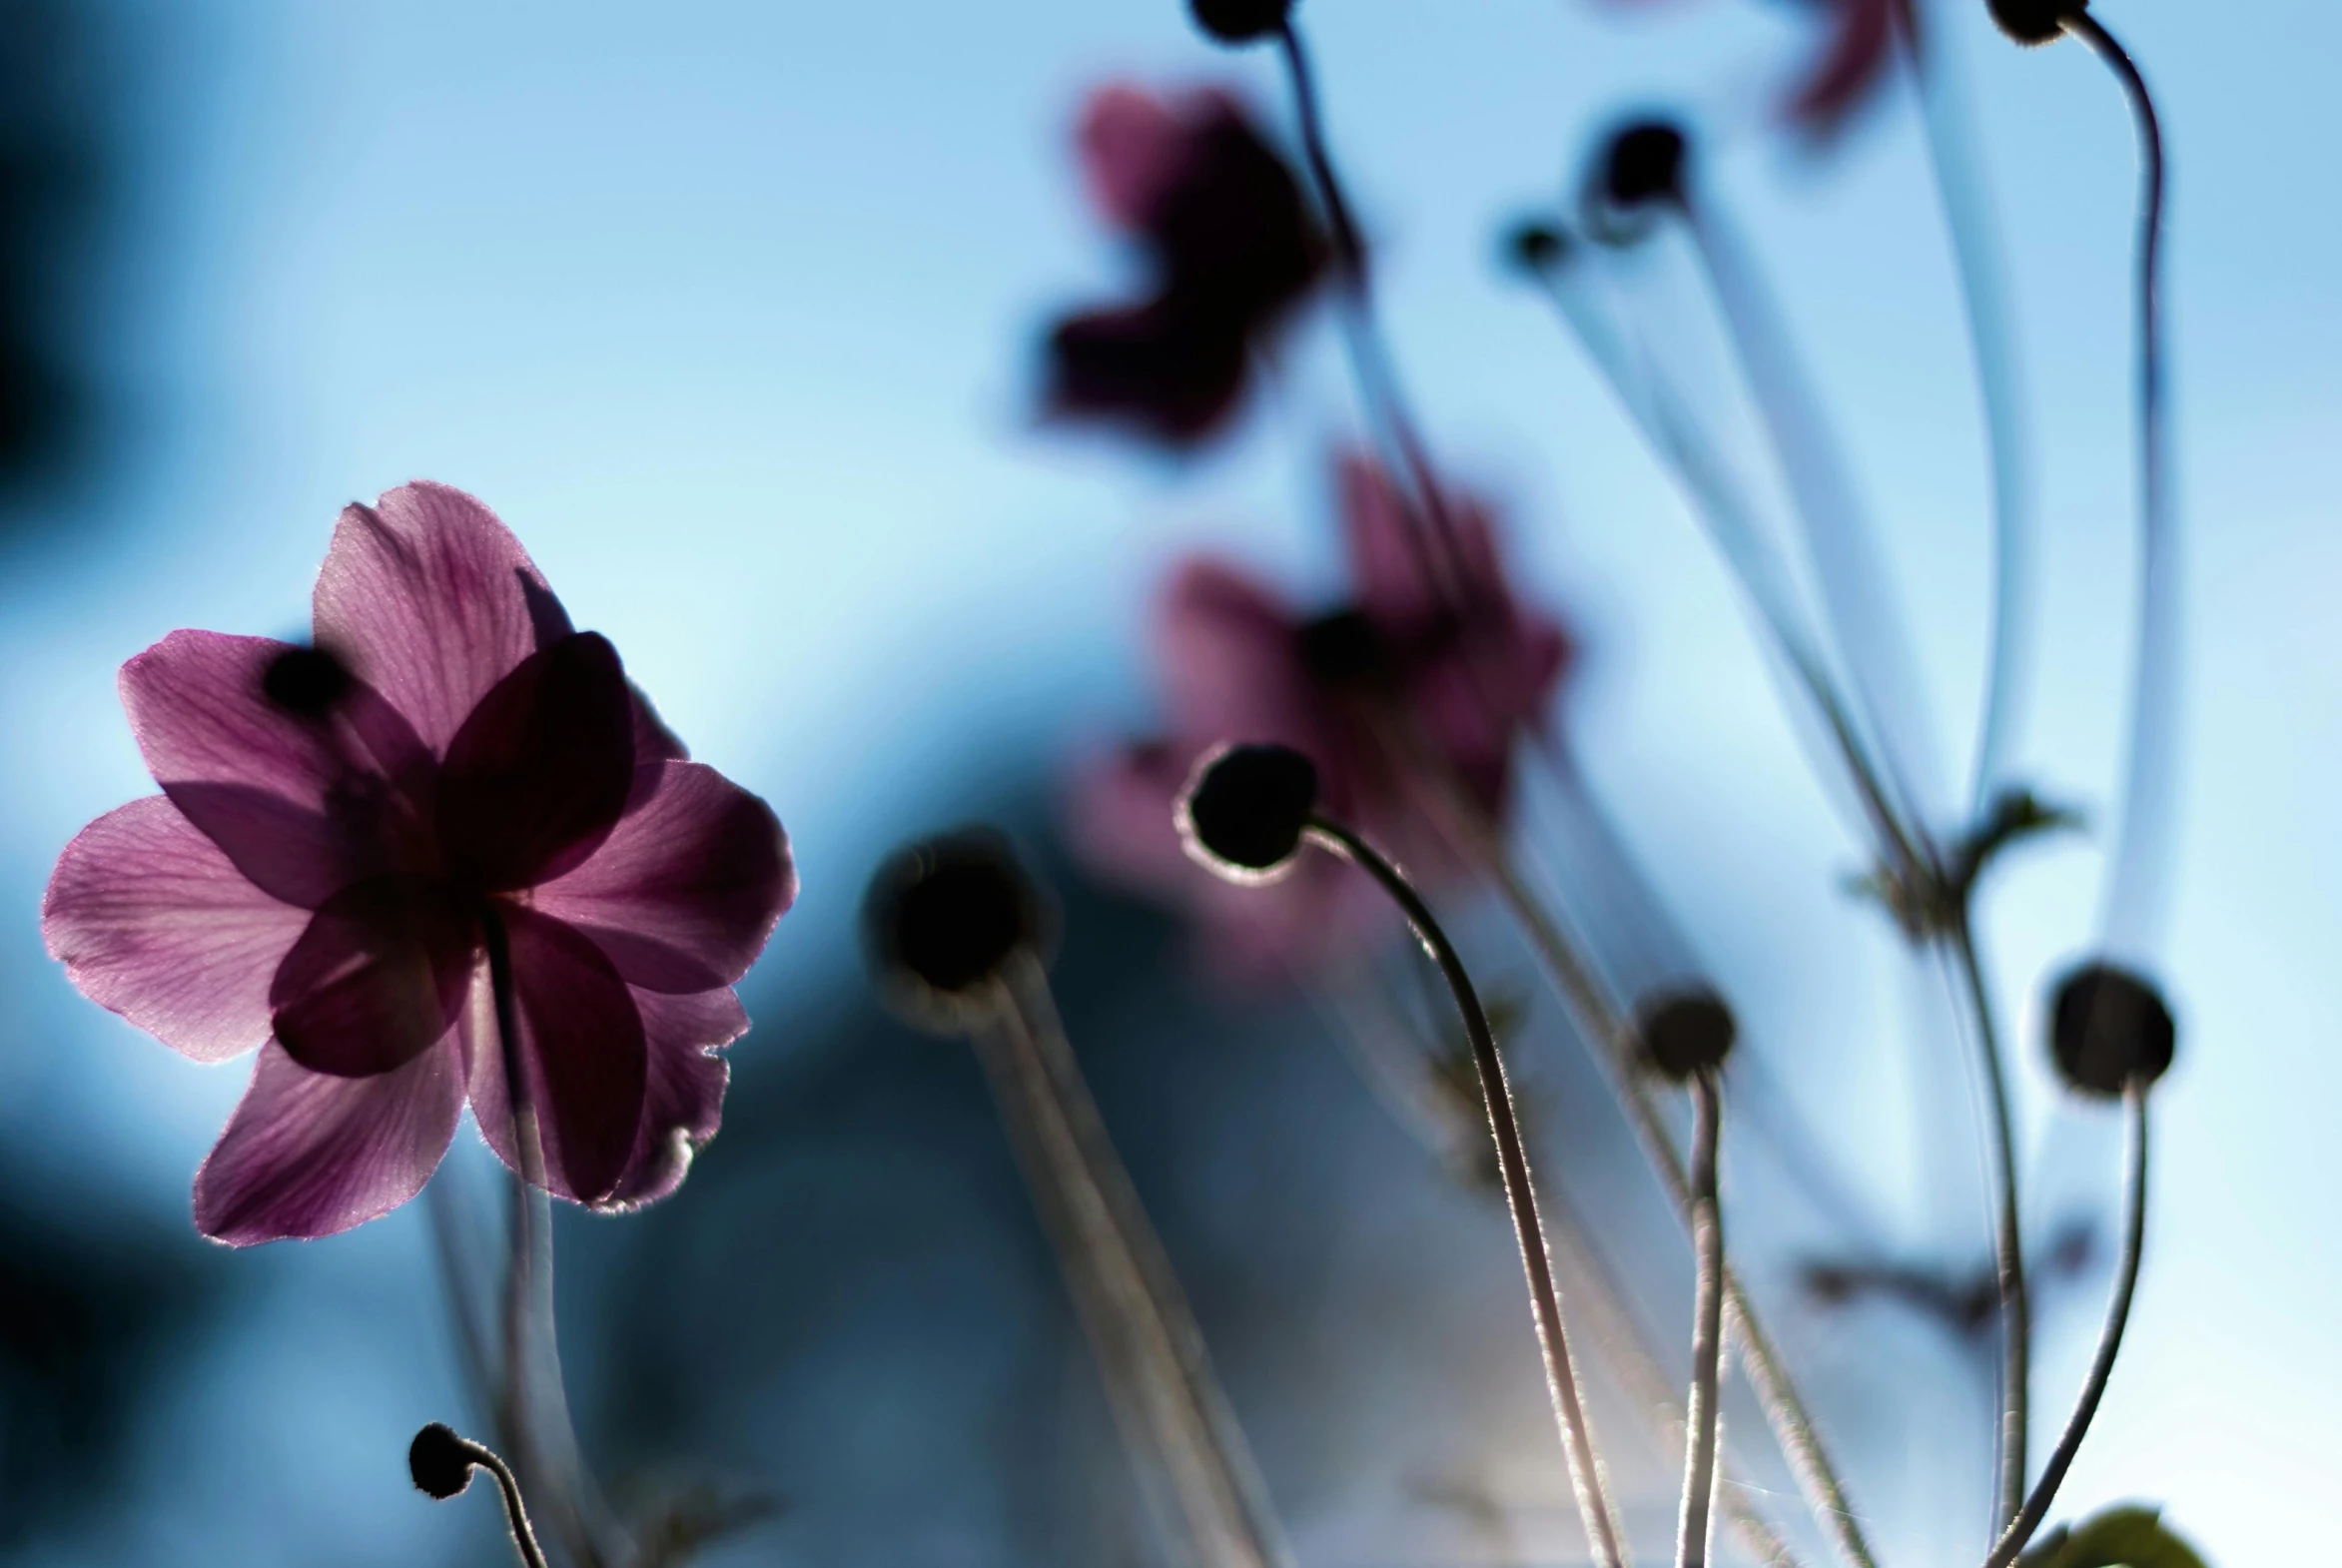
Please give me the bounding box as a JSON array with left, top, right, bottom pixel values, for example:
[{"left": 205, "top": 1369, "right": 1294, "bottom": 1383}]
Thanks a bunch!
[
  {"left": 1980, "top": 1082, "right": 2150, "bottom": 1568},
  {"left": 1949, "top": 917, "right": 2030, "bottom": 1530},
  {"left": 2065, "top": 10, "right": 2176, "bottom": 959},
  {"left": 445, "top": 1432, "right": 553, "bottom": 1568},
  {"left": 1676, "top": 1073, "right": 1727, "bottom": 1568},
  {"left": 974, "top": 955, "right": 1290, "bottom": 1568},
  {"left": 1303, "top": 813, "right": 1631, "bottom": 1568}
]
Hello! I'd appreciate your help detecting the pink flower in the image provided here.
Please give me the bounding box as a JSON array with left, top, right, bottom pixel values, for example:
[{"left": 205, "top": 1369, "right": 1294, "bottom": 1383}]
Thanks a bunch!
[
  {"left": 1602, "top": 0, "right": 1899, "bottom": 138},
  {"left": 1070, "top": 455, "right": 1571, "bottom": 979},
  {"left": 1044, "top": 84, "right": 1328, "bottom": 446},
  {"left": 43, "top": 483, "right": 796, "bottom": 1244}
]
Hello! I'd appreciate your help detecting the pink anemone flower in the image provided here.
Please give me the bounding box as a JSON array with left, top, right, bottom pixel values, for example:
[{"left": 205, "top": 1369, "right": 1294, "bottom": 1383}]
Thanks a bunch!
[
  {"left": 42, "top": 483, "right": 795, "bottom": 1244},
  {"left": 1071, "top": 454, "right": 1571, "bottom": 980}
]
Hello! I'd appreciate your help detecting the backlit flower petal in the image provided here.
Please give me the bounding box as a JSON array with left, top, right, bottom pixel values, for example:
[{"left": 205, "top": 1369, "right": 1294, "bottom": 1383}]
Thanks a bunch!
[
  {"left": 532, "top": 762, "right": 793, "bottom": 994},
  {"left": 436, "top": 632, "right": 636, "bottom": 891},
  {"left": 594, "top": 987, "right": 745, "bottom": 1212},
  {"left": 465, "top": 904, "right": 649, "bottom": 1204},
  {"left": 1078, "top": 83, "right": 1191, "bottom": 232},
  {"left": 42, "top": 796, "right": 310, "bottom": 1063},
  {"left": 312, "top": 482, "right": 568, "bottom": 753},
  {"left": 193, "top": 1038, "right": 464, "bottom": 1245},
  {"left": 269, "top": 876, "right": 478, "bottom": 1078},
  {"left": 120, "top": 630, "right": 435, "bottom": 906},
  {"left": 1157, "top": 559, "right": 1314, "bottom": 739}
]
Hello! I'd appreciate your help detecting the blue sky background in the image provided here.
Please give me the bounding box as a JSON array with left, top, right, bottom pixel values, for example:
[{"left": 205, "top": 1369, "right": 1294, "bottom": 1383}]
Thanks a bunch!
[{"left": 0, "top": 0, "right": 2334, "bottom": 1563}]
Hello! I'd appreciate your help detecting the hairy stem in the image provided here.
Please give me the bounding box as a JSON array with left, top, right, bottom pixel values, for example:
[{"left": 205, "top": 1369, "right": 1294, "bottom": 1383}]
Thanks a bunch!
[{"left": 1676, "top": 1074, "right": 1727, "bottom": 1568}]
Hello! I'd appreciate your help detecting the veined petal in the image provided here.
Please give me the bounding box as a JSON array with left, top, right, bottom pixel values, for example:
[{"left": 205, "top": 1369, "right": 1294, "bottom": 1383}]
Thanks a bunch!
[
  {"left": 312, "top": 482, "right": 570, "bottom": 754},
  {"left": 120, "top": 631, "right": 436, "bottom": 907},
  {"left": 465, "top": 904, "right": 648, "bottom": 1204},
  {"left": 594, "top": 987, "right": 745, "bottom": 1212},
  {"left": 193, "top": 1038, "right": 465, "bottom": 1245},
  {"left": 533, "top": 762, "right": 793, "bottom": 994},
  {"left": 436, "top": 632, "right": 635, "bottom": 891},
  {"left": 270, "top": 876, "right": 477, "bottom": 1078},
  {"left": 43, "top": 797, "right": 310, "bottom": 1063}
]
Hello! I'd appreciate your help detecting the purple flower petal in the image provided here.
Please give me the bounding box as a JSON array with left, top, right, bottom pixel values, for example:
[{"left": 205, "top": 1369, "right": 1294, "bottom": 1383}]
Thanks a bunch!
[
  {"left": 193, "top": 1038, "right": 465, "bottom": 1245},
  {"left": 465, "top": 904, "right": 648, "bottom": 1204},
  {"left": 532, "top": 761, "right": 793, "bottom": 994},
  {"left": 436, "top": 632, "right": 636, "bottom": 891},
  {"left": 594, "top": 987, "right": 744, "bottom": 1211},
  {"left": 120, "top": 630, "right": 436, "bottom": 907},
  {"left": 270, "top": 876, "right": 478, "bottom": 1078},
  {"left": 312, "top": 482, "right": 566, "bottom": 754},
  {"left": 631, "top": 684, "right": 689, "bottom": 766},
  {"left": 42, "top": 796, "right": 311, "bottom": 1063}
]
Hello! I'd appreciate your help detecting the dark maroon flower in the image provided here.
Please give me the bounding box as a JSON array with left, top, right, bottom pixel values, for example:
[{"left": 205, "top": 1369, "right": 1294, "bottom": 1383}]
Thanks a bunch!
[
  {"left": 1044, "top": 84, "right": 1329, "bottom": 446},
  {"left": 43, "top": 482, "right": 796, "bottom": 1243},
  {"left": 1599, "top": 0, "right": 1900, "bottom": 139},
  {"left": 1070, "top": 454, "right": 1570, "bottom": 978}
]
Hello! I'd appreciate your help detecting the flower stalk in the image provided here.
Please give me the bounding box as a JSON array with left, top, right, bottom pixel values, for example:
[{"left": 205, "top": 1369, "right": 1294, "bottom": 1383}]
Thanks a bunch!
[{"left": 1674, "top": 1072, "right": 1727, "bottom": 1568}]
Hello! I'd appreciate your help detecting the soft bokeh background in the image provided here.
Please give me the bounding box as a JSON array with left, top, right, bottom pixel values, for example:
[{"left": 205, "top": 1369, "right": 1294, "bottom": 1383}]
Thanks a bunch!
[{"left": 1, "top": 0, "right": 2333, "bottom": 1563}]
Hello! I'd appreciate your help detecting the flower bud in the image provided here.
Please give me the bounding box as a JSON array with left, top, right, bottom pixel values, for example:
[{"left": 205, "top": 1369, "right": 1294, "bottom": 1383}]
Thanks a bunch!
[
  {"left": 1177, "top": 742, "right": 1320, "bottom": 882},
  {"left": 1188, "top": 0, "right": 1291, "bottom": 45},
  {"left": 865, "top": 830, "right": 1049, "bottom": 1027},
  {"left": 407, "top": 1423, "right": 475, "bottom": 1501},
  {"left": 1988, "top": 0, "right": 2082, "bottom": 47},
  {"left": 1296, "top": 606, "right": 1391, "bottom": 688},
  {"left": 1600, "top": 119, "right": 1688, "bottom": 210},
  {"left": 1634, "top": 986, "right": 1737, "bottom": 1081},
  {"left": 2047, "top": 961, "right": 2174, "bottom": 1097},
  {"left": 262, "top": 644, "right": 353, "bottom": 718}
]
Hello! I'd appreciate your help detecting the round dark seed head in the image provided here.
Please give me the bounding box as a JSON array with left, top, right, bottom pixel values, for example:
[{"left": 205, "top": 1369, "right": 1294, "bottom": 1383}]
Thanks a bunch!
[
  {"left": 1503, "top": 219, "right": 1570, "bottom": 277},
  {"left": 865, "top": 830, "right": 1049, "bottom": 1028},
  {"left": 2048, "top": 961, "right": 2174, "bottom": 1097},
  {"left": 1988, "top": 0, "right": 2082, "bottom": 47},
  {"left": 1601, "top": 119, "right": 1689, "bottom": 210},
  {"left": 262, "top": 644, "right": 352, "bottom": 717},
  {"left": 1296, "top": 606, "right": 1391, "bottom": 688},
  {"left": 1177, "top": 742, "right": 1320, "bottom": 883},
  {"left": 1188, "top": 0, "right": 1291, "bottom": 45},
  {"left": 1635, "top": 986, "right": 1737, "bottom": 1081},
  {"left": 407, "top": 1423, "right": 475, "bottom": 1501}
]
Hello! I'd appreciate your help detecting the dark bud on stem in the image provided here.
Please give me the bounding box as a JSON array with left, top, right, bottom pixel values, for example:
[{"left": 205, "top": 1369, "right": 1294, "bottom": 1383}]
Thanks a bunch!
[
  {"left": 1178, "top": 742, "right": 1320, "bottom": 883},
  {"left": 1601, "top": 120, "right": 1688, "bottom": 210},
  {"left": 262, "top": 644, "right": 352, "bottom": 717},
  {"left": 1188, "top": 0, "right": 1291, "bottom": 45},
  {"left": 407, "top": 1423, "right": 475, "bottom": 1501},
  {"left": 1296, "top": 606, "right": 1391, "bottom": 688},
  {"left": 2048, "top": 962, "right": 2174, "bottom": 1097},
  {"left": 1988, "top": 0, "right": 2082, "bottom": 47},
  {"left": 865, "top": 830, "right": 1049, "bottom": 1026},
  {"left": 1635, "top": 986, "right": 1737, "bottom": 1081},
  {"left": 1502, "top": 220, "right": 1570, "bottom": 277}
]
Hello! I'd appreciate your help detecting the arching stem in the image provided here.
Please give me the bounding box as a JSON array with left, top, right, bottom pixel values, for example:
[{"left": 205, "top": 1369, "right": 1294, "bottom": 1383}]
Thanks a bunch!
[
  {"left": 436, "top": 1429, "right": 553, "bottom": 1568},
  {"left": 1303, "top": 813, "right": 1632, "bottom": 1568},
  {"left": 1676, "top": 1072, "right": 1727, "bottom": 1568}
]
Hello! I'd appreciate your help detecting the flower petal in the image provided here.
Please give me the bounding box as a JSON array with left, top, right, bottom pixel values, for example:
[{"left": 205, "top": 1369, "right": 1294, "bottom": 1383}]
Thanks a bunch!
[
  {"left": 531, "top": 762, "right": 793, "bottom": 994},
  {"left": 1077, "top": 83, "right": 1192, "bottom": 231},
  {"left": 1156, "top": 557, "right": 1313, "bottom": 737},
  {"left": 270, "top": 876, "right": 477, "bottom": 1078},
  {"left": 436, "top": 632, "right": 636, "bottom": 891},
  {"left": 595, "top": 987, "right": 744, "bottom": 1212},
  {"left": 120, "top": 631, "right": 436, "bottom": 907},
  {"left": 193, "top": 1038, "right": 464, "bottom": 1245},
  {"left": 42, "top": 797, "right": 311, "bottom": 1063},
  {"left": 312, "top": 482, "right": 568, "bottom": 754},
  {"left": 465, "top": 904, "right": 649, "bottom": 1204}
]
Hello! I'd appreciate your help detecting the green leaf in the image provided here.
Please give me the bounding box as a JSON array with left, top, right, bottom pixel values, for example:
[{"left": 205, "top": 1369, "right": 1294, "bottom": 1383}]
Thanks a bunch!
[{"left": 2017, "top": 1504, "right": 2209, "bottom": 1568}]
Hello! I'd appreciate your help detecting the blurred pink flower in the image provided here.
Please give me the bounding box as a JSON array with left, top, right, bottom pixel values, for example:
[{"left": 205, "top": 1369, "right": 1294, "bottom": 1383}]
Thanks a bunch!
[
  {"left": 1045, "top": 83, "right": 1328, "bottom": 446},
  {"left": 43, "top": 483, "right": 795, "bottom": 1244},
  {"left": 1071, "top": 455, "right": 1571, "bottom": 979},
  {"left": 1603, "top": 0, "right": 1900, "bottom": 138}
]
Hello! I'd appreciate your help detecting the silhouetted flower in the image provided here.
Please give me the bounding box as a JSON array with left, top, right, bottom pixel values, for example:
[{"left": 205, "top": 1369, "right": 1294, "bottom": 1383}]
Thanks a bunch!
[
  {"left": 1071, "top": 454, "right": 1570, "bottom": 977},
  {"left": 1600, "top": 0, "right": 1899, "bottom": 138},
  {"left": 1044, "top": 84, "right": 1328, "bottom": 445},
  {"left": 43, "top": 483, "right": 796, "bottom": 1244}
]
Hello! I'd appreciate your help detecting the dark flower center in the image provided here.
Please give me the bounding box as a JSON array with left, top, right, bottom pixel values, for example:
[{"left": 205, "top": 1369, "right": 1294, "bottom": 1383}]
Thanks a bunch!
[{"left": 262, "top": 644, "right": 353, "bottom": 718}]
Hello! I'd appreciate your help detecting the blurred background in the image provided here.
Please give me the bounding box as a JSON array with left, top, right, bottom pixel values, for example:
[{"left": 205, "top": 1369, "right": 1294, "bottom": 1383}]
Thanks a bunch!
[{"left": 1, "top": 0, "right": 2335, "bottom": 1562}]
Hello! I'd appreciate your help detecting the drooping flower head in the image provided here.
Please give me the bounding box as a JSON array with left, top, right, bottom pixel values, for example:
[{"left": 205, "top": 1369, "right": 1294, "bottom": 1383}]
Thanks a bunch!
[
  {"left": 43, "top": 483, "right": 796, "bottom": 1244},
  {"left": 1043, "top": 83, "right": 1329, "bottom": 446},
  {"left": 1070, "top": 454, "right": 1571, "bottom": 978},
  {"left": 1596, "top": 0, "right": 1900, "bottom": 140}
]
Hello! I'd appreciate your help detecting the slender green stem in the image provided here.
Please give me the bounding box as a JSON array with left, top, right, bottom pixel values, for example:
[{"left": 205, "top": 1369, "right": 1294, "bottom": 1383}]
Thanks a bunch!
[
  {"left": 975, "top": 954, "right": 1290, "bottom": 1568},
  {"left": 1304, "top": 814, "right": 1631, "bottom": 1568},
  {"left": 1949, "top": 916, "right": 2031, "bottom": 1529},
  {"left": 1676, "top": 1073, "right": 1727, "bottom": 1568},
  {"left": 1980, "top": 1082, "right": 2151, "bottom": 1568}
]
